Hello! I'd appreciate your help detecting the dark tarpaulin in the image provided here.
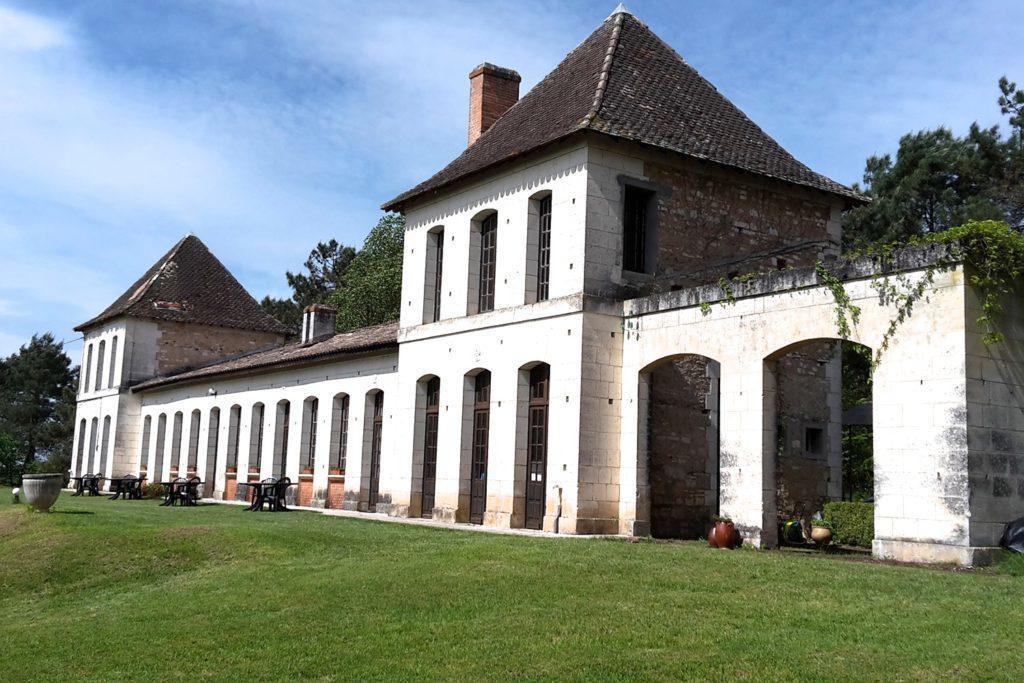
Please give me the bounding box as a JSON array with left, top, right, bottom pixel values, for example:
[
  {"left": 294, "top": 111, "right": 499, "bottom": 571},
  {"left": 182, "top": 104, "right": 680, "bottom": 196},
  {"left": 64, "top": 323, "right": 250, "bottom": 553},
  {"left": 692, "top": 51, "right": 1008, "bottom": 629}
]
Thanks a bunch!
[{"left": 1000, "top": 516, "right": 1024, "bottom": 553}]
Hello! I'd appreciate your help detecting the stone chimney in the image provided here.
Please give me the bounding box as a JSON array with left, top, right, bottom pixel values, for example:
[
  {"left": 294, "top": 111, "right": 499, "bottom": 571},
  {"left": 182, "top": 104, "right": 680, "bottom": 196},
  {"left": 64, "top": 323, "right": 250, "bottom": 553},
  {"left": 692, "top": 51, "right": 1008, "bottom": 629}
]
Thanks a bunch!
[
  {"left": 468, "top": 63, "right": 521, "bottom": 145},
  {"left": 301, "top": 304, "right": 336, "bottom": 344}
]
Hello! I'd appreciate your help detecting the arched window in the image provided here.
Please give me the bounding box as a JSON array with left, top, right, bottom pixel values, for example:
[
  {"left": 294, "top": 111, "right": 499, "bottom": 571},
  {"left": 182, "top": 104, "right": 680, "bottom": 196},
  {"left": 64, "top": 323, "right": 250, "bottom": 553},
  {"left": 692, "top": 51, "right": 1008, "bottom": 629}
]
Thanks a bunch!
[
  {"left": 139, "top": 416, "right": 152, "bottom": 474},
  {"left": 187, "top": 409, "right": 201, "bottom": 473},
  {"left": 154, "top": 414, "right": 167, "bottom": 479},
  {"left": 83, "top": 344, "right": 93, "bottom": 394},
  {"left": 171, "top": 411, "right": 183, "bottom": 474},
  {"left": 330, "top": 394, "right": 349, "bottom": 472},
  {"left": 364, "top": 390, "right": 384, "bottom": 510},
  {"left": 525, "top": 364, "right": 550, "bottom": 529},
  {"left": 420, "top": 377, "right": 440, "bottom": 518},
  {"left": 99, "top": 415, "right": 111, "bottom": 478},
  {"left": 249, "top": 403, "right": 265, "bottom": 470},
  {"left": 226, "top": 405, "right": 241, "bottom": 470},
  {"left": 95, "top": 340, "right": 106, "bottom": 391},
  {"left": 76, "top": 418, "right": 87, "bottom": 476},
  {"left": 466, "top": 370, "right": 491, "bottom": 525},
  {"left": 88, "top": 417, "right": 99, "bottom": 473},
  {"left": 108, "top": 335, "right": 119, "bottom": 388},
  {"left": 301, "top": 397, "right": 319, "bottom": 471},
  {"left": 273, "top": 400, "right": 290, "bottom": 478},
  {"left": 205, "top": 407, "right": 221, "bottom": 496}
]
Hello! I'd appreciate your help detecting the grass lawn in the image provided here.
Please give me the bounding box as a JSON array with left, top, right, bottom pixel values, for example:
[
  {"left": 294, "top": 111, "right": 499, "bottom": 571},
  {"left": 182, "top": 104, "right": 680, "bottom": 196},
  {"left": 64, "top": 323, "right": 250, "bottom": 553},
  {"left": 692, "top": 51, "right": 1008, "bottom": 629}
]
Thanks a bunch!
[{"left": 2, "top": 488, "right": 1023, "bottom": 681}]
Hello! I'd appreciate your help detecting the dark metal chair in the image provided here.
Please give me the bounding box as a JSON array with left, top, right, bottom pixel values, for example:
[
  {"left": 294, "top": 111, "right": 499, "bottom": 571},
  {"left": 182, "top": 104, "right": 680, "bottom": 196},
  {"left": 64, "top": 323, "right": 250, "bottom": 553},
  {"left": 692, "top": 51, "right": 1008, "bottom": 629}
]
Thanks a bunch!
[
  {"left": 253, "top": 477, "right": 277, "bottom": 511},
  {"left": 264, "top": 477, "right": 292, "bottom": 512},
  {"left": 86, "top": 474, "right": 102, "bottom": 496},
  {"left": 181, "top": 476, "right": 202, "bottom": 506},
  {"left": 162, "top": 477, "right": 186, "bottom": 506}
]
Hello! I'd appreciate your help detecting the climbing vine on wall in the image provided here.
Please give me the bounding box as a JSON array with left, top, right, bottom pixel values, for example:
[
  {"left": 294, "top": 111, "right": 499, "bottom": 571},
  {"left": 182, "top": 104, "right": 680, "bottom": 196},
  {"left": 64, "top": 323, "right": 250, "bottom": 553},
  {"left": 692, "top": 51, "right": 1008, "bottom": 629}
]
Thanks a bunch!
[{"left": 703, "top": 220, "right": 1023, "bottom": 367}]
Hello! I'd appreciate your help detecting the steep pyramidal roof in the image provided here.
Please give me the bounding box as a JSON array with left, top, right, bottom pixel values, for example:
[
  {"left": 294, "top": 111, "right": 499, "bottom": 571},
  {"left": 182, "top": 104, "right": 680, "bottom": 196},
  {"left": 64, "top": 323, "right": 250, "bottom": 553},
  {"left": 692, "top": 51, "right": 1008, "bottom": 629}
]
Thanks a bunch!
[
  {"left": 383, "top": 10, "right": 861, "bottom": 210},
  {"left": 75, "top": 235, "right": 292, "bottom": 335}
]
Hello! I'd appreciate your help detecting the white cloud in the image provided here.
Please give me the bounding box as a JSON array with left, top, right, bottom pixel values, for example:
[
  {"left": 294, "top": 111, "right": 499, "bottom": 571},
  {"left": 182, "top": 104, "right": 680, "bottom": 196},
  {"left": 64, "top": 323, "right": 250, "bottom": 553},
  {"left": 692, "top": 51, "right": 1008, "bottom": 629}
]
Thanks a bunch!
[{"left": 0, "top": 5, "right": 69, "bottom": 52}]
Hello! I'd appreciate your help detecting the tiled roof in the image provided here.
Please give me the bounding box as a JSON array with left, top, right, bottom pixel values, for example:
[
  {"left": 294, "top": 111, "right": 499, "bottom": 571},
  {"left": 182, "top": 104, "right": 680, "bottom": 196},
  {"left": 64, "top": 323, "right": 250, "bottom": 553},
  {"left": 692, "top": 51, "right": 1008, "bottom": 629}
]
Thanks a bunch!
[
  {"left": 383, "top": 10, "right": 862, "bottom": 211},
  {"left": 75, "top": 235, "right": 292, "bottom": 335},
  {"left": 131, "top": 321, "right": 398, "bottom": 392}
]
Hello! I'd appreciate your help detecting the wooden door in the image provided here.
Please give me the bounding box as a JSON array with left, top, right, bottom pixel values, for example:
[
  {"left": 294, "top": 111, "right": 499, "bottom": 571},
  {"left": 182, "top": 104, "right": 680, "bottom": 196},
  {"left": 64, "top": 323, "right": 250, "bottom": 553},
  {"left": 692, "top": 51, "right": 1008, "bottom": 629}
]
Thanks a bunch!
[
  {"left": 469, "top": 372, "right": 491, "bottom": 524},
  {"left": 421, "top": 378, "right": 440, "bottom": 518},
  {"left": 525, "top": 365, "right": 549, "bottom": 530},
  {"left": 368, "top": 392, "right": 383, "bottom": 510}
]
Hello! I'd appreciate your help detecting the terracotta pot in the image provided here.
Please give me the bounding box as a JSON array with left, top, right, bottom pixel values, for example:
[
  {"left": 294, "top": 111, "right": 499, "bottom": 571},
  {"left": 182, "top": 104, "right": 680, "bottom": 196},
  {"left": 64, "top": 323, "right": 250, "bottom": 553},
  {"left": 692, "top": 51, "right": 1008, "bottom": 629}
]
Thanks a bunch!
[
  {"left": 708, "top": 521, "right": 741, "bottom": 549},
  {"left": 811, "top": 526, "right": 833, "bottom": 547},
  {"left": 21, "top": 473, "right": 63, "bottom": 512}
]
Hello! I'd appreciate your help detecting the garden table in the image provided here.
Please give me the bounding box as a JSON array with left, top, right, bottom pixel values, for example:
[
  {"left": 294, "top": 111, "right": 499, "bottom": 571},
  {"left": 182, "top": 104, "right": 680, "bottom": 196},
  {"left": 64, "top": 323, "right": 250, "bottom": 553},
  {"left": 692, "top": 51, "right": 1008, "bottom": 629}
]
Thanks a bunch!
[
  {"left": 70, "top": 476, "right": 87, "bottom": 496},
  {"left": 158, "top": 479, "right": 187, "bottom": 506},
  {"left": 237, "top": 480, "right": 270, "bottom": 511}
]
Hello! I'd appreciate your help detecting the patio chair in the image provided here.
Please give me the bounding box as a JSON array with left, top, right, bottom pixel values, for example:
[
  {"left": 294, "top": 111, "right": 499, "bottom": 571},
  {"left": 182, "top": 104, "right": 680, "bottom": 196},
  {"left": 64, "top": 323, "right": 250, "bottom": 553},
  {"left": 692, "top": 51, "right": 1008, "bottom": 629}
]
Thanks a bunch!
[
  {"left": 265, "top": 477, "right": 292, "bottom": 512},
  {"left": 163, "top": 477, "right": 187, "bottom": 506},
  {"left": 253, "top": 477, "right": 277, "bottom": 511},
  {"left": 183, "top": 476, "right": 202, "bottom": 506},
  {"left": 86, "top": 474, "right": 102, "bottom": 496}
]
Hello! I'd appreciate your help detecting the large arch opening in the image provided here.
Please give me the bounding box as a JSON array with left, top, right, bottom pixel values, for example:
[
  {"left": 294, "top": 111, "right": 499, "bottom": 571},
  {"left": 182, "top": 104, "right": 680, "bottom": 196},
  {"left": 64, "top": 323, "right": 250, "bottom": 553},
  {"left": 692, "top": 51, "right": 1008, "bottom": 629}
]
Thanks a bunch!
[
  {"left": 639, "top": 354, "right": 721, "bottom": 539},
  {"left": 764, "top": 339, "right": 874, "bottom": 546}
]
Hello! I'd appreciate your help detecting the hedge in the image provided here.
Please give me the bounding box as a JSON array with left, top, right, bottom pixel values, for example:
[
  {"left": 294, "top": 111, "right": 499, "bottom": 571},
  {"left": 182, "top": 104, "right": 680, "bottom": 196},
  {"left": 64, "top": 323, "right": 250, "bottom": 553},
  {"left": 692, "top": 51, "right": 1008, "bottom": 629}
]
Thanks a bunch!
[{"left": 823, "top": 502, "right": 874, "bottom": 548}]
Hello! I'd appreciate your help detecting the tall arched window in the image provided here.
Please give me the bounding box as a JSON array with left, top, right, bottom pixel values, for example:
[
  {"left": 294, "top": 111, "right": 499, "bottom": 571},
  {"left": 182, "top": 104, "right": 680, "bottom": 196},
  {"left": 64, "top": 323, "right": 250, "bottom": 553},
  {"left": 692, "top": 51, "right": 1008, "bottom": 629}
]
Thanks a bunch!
[
  {"left": 88, "top": 417, "right": 99, "bottom": 473},
  {"left": 171, "top": 411, "right": 183, "bottom": 474},
  {"left": 76, "top": 418, "right": 87, "bottom": 476},
  {"left": 301, "top": 397, "right": 319, "bottom": 471},
  {"left": 139, "top": 415, "right": 152, "bottom": 475},
  {"left": 525, "top": 364, "right": 550, "bottom": 529},
  {"left": 226, "top": 405, "right": 241, "bottom": 470},
  {"left": 99, "top": 415, "right": 111, "bottom": 478},
  {"left": 249, "top": 403, "right": 265, "bottom": 471},
  {"left": 421, "top": 377, "right": 440, "bottom": 518},
  {"left": 205, "top": 407, "right": 220, "bottom": 495},
  {"left": 273, "top": 400, "right": 290, "bottom": 478},
  {"left": 330, "top": 394, "right": 349, "bottom": 472},
  {"left": 108, "top": 335, "right": 119, "bottom": 388},
  {"left": 364, "top": 390, "right": 384, "bottom": 510},
  {"left": 187, "top": 409, "right": 201, "bottom": 473},
  {"left": 470, "top": 371, "right": 491, "bottom": 524},
  {"left": 83, "top": 344, "right": 93, "bottom": 394},
  {"left": 95, "top": 340, "right": 106, "bottom": 391},
  {"left": 154, "top": 414, "right": 167, "bottom": 479}
]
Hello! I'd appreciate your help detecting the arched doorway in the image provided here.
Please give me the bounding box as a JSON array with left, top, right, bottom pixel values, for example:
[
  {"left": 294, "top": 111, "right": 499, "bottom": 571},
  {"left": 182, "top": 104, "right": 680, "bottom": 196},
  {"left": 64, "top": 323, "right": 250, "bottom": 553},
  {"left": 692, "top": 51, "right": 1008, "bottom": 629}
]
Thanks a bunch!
[{"left": 639, "top": 354, "right": 721, "bottom": 539}]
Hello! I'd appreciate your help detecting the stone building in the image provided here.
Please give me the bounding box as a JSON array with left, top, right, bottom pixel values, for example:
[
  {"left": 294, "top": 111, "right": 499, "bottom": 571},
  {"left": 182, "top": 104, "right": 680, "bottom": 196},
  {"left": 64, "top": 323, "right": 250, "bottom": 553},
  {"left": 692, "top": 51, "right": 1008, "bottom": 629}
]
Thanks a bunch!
[{"left": 71, "top": 7, "right": 1024, "bottom": 565}]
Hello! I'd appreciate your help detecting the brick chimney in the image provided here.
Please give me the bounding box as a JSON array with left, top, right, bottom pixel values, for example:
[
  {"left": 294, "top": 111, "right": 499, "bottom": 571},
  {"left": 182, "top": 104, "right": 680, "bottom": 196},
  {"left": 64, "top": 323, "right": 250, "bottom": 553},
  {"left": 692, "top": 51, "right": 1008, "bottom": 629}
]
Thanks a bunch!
[
  {"left": 301, "top": 304, "right": 336, "bottom": 344},
  {"left": 468, "top": 63, "right": 521, "bottom": 145}
]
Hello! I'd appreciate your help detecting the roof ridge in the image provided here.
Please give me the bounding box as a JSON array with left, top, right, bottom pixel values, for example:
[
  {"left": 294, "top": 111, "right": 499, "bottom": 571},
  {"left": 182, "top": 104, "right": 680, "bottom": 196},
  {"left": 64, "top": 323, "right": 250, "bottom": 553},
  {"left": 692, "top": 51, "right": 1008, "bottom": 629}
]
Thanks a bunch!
[{"left": 580, "top": 12, "right": 625, "bottom": 129}]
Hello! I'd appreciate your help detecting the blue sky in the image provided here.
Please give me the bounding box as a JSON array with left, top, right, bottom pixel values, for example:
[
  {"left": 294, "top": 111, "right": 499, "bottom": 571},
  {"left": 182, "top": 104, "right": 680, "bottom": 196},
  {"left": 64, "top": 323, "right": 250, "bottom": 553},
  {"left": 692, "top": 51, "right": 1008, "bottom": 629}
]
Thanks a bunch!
[{"left": 1, "top": 1, "right": 1023, "bottom": 363}]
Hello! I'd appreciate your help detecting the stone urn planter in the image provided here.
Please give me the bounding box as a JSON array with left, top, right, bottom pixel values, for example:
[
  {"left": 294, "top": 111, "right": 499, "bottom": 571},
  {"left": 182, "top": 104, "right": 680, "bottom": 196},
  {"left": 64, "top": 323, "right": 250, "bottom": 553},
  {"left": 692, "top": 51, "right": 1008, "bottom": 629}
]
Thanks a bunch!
[
  {"left": 21, "top": 473, "right": 64, "bottom": 512},
  {"left": 707, "top": 518, "right": 742, "bottom": 549},
  {"left": 810, "top": 523, "right": 833, "bottom": 547}
]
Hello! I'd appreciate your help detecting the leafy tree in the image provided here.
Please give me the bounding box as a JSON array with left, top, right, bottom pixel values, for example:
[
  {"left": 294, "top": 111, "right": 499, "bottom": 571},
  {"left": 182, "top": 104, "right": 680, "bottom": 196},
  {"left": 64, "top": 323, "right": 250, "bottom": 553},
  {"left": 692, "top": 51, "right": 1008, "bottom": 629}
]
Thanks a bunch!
[
  {"left": 0, "top": 432, "right": 19, "bottom": 485},
  {"left": 261, "top": 239, "right": 357, "bottom": 330},
  {"left": 330, "top": 213, "right": 405, "bottom": 331},
  {"left": 0, "top": 334, "right": 75, "bottom": 480},
  {"left": 844, "top": 77, "right": 1024, "bottom": 248}
]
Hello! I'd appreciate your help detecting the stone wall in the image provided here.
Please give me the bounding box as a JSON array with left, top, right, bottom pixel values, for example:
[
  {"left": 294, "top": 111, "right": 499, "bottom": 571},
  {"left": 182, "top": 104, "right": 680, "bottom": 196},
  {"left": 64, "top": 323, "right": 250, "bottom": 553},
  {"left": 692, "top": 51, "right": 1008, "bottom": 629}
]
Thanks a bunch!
[
  {"left": 155, "top": 320, "right": 284, "bottom": 376},
  {"left": 773, "top": 341, "right": 841, "bottom": 523},
  {"left": 647, "top": 355, "right": 717, "bottom": 539}
]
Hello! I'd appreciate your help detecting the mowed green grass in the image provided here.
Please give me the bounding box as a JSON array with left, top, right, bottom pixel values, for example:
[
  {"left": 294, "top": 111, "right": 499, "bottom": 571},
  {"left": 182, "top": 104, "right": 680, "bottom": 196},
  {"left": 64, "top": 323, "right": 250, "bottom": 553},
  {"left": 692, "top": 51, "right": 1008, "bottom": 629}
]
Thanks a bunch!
[{"left": 1, "top": 489, "right": 1022, "bottom": 682}]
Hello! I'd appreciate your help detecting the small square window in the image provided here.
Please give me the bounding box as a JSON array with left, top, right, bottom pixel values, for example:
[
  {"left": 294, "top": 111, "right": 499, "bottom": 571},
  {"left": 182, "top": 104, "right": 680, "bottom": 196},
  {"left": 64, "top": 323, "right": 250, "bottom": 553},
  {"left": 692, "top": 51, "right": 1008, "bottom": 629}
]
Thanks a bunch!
[{"left": 804, "top": 427, "right": 824, "bottom": 456}]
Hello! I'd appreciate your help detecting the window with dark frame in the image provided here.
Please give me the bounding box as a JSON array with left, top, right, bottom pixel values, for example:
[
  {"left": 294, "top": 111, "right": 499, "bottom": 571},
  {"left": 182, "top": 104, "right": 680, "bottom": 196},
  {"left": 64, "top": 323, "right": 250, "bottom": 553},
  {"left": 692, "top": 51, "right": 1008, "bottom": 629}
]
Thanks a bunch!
[
  {"left": 470, "top": 371, "right": 491, "bottom": 524},
  {"left": 623, "top": 185, "right": 653, "bottom": 273},
  {"left": 228, "top": 406, "right": 241, "bottom": 469},
  {"left": 432, "top": 229, "right": 444, "bottom": 322},
  {"left": 525, "top": 364, "right": 550, "bottom": 530},
  {"left": 333, "top": 395, "right": 349, "bottom": 472},
  {"left": 368, "top": 392, "right": 384, "bottom": 508},
  {"left": 478, "top": 213, "right": 498, "bottom": 313},
  {"left": 305, "top": 398, "right": 318, "bottom": 470},
  {"left": 537, "top": 195, "right": 552, "bottom": 301},
  {"left": 421, "top": 377, "right": 440, "bottom": 518}
]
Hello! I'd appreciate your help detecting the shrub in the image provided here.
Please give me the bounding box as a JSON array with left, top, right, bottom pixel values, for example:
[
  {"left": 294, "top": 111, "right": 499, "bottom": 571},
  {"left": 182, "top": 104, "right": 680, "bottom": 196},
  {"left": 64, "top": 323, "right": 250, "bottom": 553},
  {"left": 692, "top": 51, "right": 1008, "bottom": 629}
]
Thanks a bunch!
[
  {"left": 140, "top": 483, "right": 166, "bottom": 500},
  {"left": 823, "top": 502, "right": 874, "bottom": 547},
  {"left": 810, "top": 519, "right": 832, "bottom": 530}
]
